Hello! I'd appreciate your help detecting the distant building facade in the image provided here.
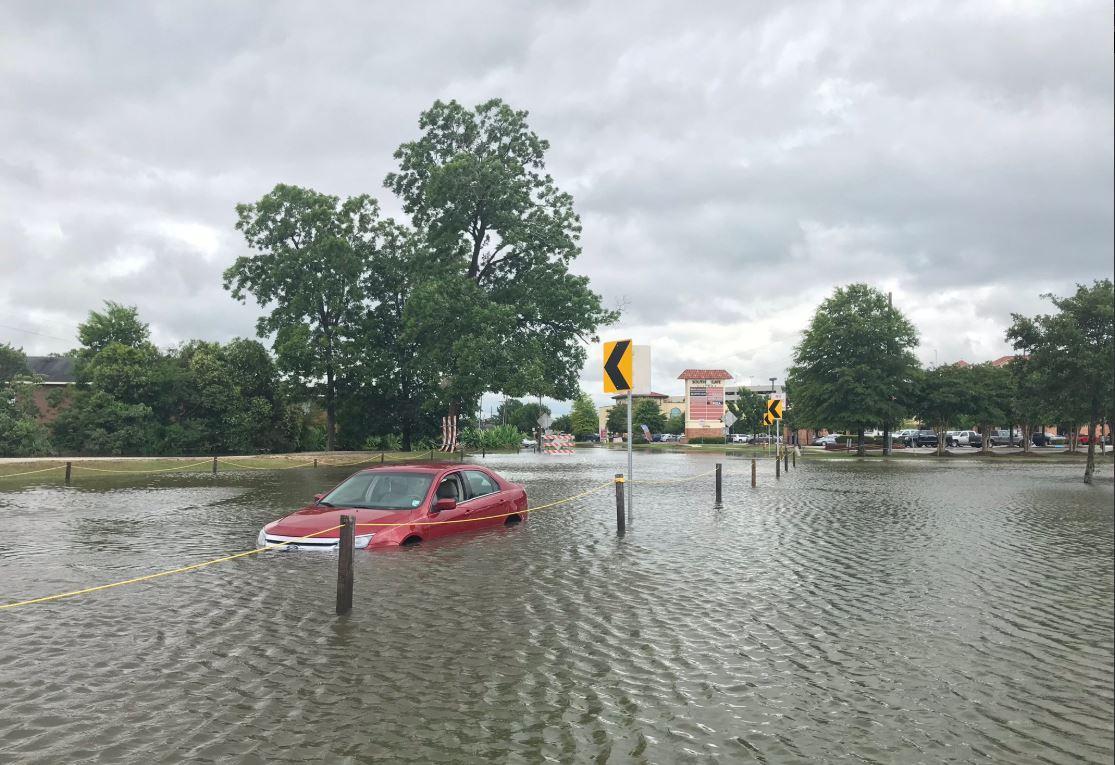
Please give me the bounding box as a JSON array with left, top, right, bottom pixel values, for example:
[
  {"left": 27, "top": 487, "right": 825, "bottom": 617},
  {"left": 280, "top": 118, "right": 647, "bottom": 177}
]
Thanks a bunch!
[
  {"left": 23, "top": 356, "right": 75, "bottom": 422},
  {"left": 678, "top": 369, "right": 732, "bottom": 441}
]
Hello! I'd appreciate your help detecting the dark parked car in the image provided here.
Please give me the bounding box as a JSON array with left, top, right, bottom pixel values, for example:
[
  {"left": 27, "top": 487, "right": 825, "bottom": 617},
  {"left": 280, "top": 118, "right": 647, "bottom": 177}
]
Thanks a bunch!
[
  {"left": 1032, "top": 432, "right": 1067, "bottom": 446},
  {"left": 903, "top": 430, "right": 939, "bottom": 447}
]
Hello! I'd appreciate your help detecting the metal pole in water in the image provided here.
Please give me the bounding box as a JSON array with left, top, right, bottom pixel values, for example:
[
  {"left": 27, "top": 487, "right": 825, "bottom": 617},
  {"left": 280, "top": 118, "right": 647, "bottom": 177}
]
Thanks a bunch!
[
  {"left": 792, "top": 450, "right": 796, "bottom": 468},
  {"left": 776, "top": 452, "right": 781, "bottom": 479},
  {"left": 751, "top": 458, "right": 757, "bottom": 488},
  {"left": 65, "top": 461, "right": 72, "bottom": 486},
  {"left": 212, "top": 456, "right": 217, "bottom": 475},
  {"left": 784, "top": 449, "right": 789, "bottom": 473},
  {"left": 626, "top": 389, "right": 633, "bottom": 515},
  {"left": 336, "top": 515, "right": 355, "bottom": 615},
  {"left": 715, "top": 463, "right": 722, "bottom": 505},
  {"left": 614, "top": 473, "right": 626, "bottom": 535}
]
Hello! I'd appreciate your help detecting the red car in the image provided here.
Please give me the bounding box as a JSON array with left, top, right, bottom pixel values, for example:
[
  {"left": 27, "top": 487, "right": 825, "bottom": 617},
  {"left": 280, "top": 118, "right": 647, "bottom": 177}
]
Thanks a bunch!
[{"left": 258, "top": 463, "right": 528, "bottom": 551}]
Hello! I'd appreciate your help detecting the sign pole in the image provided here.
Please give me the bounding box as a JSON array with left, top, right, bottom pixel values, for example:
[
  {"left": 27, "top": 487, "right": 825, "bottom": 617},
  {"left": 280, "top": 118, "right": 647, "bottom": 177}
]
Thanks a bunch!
[{"left": 626, "top": 388, "right": 633, "bottom": 514}]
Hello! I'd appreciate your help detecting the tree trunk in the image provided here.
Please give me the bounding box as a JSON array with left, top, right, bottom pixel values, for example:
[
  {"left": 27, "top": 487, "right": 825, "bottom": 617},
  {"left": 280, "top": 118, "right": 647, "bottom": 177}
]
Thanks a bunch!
[
  {"left": 1022, "top": 422, "right": 1031, "bottom": 454},
  {"left": 857, "top": 427, "right": 865, "bottom": 457},
  {"left": 980, "top": 421, "right": 991, "bottom": 454},
  {"left": 883, "top": 424, "right": 891, "bottom": 456},
  {"left": 1085, "top": 401, "right": 1098, "bottom": 484},
  {"left": 937, "top": 425, "right": 945, "bottom": 457},
  {"left": 325, "top": 367, "right": 336, "bottom": 452}
]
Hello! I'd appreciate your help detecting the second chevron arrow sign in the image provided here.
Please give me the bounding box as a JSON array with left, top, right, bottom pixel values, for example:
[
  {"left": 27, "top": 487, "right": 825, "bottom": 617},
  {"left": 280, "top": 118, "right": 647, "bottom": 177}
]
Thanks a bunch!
[{"left": 603, "top": 339, "right": 633, "bottom": 393}]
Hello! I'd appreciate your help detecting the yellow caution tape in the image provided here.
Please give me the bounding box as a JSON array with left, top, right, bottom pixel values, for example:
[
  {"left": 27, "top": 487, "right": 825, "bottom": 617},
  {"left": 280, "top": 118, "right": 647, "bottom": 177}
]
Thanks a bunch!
[{"left": 0, "top": 465, "right": 66, "bottom": 479}]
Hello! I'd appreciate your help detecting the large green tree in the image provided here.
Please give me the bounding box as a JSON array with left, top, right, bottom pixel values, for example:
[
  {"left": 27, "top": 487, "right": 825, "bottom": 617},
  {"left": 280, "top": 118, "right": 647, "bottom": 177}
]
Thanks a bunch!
[
  {"left": 726, "top": 388, "right": 767, "bottom": 434},
  {"left": 966, "top": 363, "right": 1013, "bottom": 454},
  {"left": 1008, "top": 280, "right": 1114, "bottom": 482},
  {"left": 0, "top": 343, "right": 50, "bottom": 456},
  {"left": 914, "top": 363, "right": 971, "bottom": 456},
  {"left": 385, "top": 99, "right": 617, "bottom": 414},
  {"left": 0, "top": 342, "right": 29, "bottom": 382},
  {"left": 76, "top": 301, "right": 150, "bottom": 357},
  {"left": 787, "top": 284, "right": 919, "bottom": 455},
  {"left": 225, "top": 184, "right": 383, "bottom": 450},
  {"left": 569, "top": 393, "right": 600, "bottom": 438}
]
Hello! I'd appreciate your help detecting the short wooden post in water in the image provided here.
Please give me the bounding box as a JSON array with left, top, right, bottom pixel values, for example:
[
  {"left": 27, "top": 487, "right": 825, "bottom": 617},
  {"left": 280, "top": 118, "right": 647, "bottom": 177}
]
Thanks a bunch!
[
  {"left": 336, "top": 515, "right": 355, "bottom": 615},
  {"left": 313, "top": 458, "right": 318, "bottom": 468},
  {"left": 792, "top": 450, "right": 796, "bottom": 468},
  {"left": 65, "top": 461, "right": 72, "bottom": 486},
  {"left": 776, "top": 453, "right": 781, "bottom": 479},
  {"left": 381, "top": 453, "right": 386, "bottom": 464},
  {"left": 751, "top": 458, "right": 757, "bottom": 488},
  {"left": 784, "top": 451, "right": 789, "bottom": 472},
  {"left": 715, "top": 463, "right": 722, "bottom": 505},
  {"left": 614, "top": 473, "right": 626, "bottom": 535},
  {"left": 212, "top": 456, "right": 217, "bottom": 475}
]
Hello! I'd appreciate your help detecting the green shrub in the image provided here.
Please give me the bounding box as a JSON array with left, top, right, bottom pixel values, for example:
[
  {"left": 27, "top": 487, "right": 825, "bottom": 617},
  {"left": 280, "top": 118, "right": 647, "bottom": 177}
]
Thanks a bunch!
[
  {"left": 460, "top": 424, "right": 522, "bottom": 450},
  {"left": 687, "top": 436, "right": 727, "bottom": 445}
]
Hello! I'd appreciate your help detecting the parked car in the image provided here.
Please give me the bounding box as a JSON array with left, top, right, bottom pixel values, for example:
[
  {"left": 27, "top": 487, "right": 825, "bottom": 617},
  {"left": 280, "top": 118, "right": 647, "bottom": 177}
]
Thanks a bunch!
[
  {"left": 903, "top": 430, "right": 939, "bottom": 447},
  {"left": 1032, "top": 432, "right": 1067, "bottom": 446},
  {"left": 812, "top": 434, "right": 840, "bottom": 446},
  {"left": 947, "top": 430, "right": 983, "bottom": 447},
  {"left": 579, "top": 433, "right": 601, "bottom": 443},
  {"left": 895, "top": 429, "right": 918, "bottom": 443},
  {"left": 729, "top": 433, "right": 750, "bottom": 444},
  {"left": 258, "top": 464, "right": 528, "bottom": 550},
  {"left": 520, "top": 438, "right": 537, "bottom": 448},
  {"left": 988, "top": 429, "right": 1022, "bottom": 447},
  {"left": 1078, "top": 432, "right": 1111, "bottom": 445}
]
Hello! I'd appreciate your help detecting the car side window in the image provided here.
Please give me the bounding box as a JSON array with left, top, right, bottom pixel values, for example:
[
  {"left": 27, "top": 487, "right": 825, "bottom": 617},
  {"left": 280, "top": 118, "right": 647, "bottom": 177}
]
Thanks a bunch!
[
  {"left": 463, "top": 470, "right": 498, "bottom": 499},
  {"left": 436, "top": 474, "right": 463, "bottom": 503}
]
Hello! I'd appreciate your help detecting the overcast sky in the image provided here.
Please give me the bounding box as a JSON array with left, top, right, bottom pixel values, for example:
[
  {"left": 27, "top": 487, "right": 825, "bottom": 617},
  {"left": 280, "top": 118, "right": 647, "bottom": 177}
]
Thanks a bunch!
[{"left": 2, "top": 1, "right": 1111, "bottom": 413}]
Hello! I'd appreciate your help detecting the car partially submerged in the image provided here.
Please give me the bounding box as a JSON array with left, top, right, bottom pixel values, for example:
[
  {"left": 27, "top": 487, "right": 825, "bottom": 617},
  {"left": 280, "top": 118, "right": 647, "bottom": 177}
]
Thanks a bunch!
[{"left": 258, "top": 463, "right": 528, "bottom": 551}]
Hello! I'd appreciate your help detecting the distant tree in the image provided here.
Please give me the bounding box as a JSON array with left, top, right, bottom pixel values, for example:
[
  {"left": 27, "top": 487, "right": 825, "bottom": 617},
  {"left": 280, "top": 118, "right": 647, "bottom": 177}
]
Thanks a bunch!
[
  {"left": 0, "top": 377, "right": 51, "bottom": 456},
  {"left": 551, "top": 414, "right": 572, "bottom": 433},
  {"left": 497, "top": 398, "right": 525, "bottom": 426},
  {"left": 913, "top": 364, "right": 971, "bottom": 456},
  {"left": 966, "top": 363, "right": 1013, "bottom": 454},
  {"left": 664, "top": 413, "right": 685, "bottom": 435},
  {"left": 513, "top": 402, "right": 550, "bottom": 434},
  {"left": 225, "top": 184, "right": 383, "bottom": 450},
  {"left": 569, "top": 393, "right": 600, "bottom": 437},
  {"left": 726, "top": 388, "right": 767, "bottom": 433},
  {"left": 606, "top": 401, "right": 627, "bottom": 434},
  {"left": 51, "top": 391, "right": 156, "bottom": 456},
  {"left": 76, "top": 301, "right": 149, "bottom": 357},
  {"left": 633, "top": 399, "right": 666, "bottom": 437},
  {"left": 0, "top": 343, "right": 28, "bottom": 382},
  {"left": 1008, "top": 280, "right": 1114, "bottom": 482},
  {"left": 386, "top": 98, "right": 617, "bottom": 414},
  {"left": 787, "top": 284, "right": 919, "bottom": 456}
]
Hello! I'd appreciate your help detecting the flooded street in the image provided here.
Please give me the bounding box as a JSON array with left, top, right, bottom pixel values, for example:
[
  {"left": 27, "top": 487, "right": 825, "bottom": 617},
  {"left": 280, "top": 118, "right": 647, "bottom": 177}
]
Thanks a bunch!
[{"left": 1, "top": 452, "right": 1112, "bottom": 763}]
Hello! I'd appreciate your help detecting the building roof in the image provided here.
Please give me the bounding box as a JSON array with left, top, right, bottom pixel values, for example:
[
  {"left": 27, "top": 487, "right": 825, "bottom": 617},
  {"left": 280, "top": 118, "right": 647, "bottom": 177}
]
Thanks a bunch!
[
  {"left": 611, "top": 391, "right": 670, "bottom": 400},
  {"left": 678, "top": 369, "right": 733, "bottom": 380},
  {"left": 990, "top": 355, "right": 1016, "bottom": 367},
  {"left": 24, "top": 356, "right": 76, "bottom": 384}
]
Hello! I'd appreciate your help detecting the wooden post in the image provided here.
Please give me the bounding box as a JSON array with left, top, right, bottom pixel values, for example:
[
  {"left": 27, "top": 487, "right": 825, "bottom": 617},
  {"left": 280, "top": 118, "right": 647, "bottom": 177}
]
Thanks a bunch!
[
  {"left": 381, "top": 453, "right": 386, "bottom": 464},
  {"left": 792, "top": 450, "right": 796, "bottom": 468},
  {"left": 212, "top": 456, "right": 217, "bottom": 475},
  {"left": 715, "top": 463, "right": 722, "bottom": 505},
  {"left": 751, "top": 459, "right": 757, "bottom": 488},
  {"left": 313, "top": 458, "right": 318, "bottom": 468},
  {"left": 776, "top": 453, "right": 781, "bottom": 478},
  {"left": 336, "top": 515, "right": 355, "bottom": 615},
  {"left": 65, "top": 461, "right": 72, "bottom": 485},
  {"left": 614, "top": 474, "right": 625, "bottom": 535},
  {"left": 784, "top": 450, "right": 789, "bottom": 472}
]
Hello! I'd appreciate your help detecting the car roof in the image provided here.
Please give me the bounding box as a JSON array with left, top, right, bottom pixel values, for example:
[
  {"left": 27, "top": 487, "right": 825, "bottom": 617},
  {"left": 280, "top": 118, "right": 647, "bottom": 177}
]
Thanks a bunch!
[{"left": 357, "top": 462, "right": 483, "bottom": 474}]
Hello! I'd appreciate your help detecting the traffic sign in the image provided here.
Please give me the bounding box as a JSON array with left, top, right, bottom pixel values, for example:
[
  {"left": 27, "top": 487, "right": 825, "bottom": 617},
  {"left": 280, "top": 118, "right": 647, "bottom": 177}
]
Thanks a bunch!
[
  {"left": 603, "top": 339, "right": 633, "bottom": 392},
  {"left": 762, "top": 411, "right": 775, "bottom": 426},
  {"left": 722, "top": 411, "right": 737, "bottom": 427},
  {"left": 766, "top": 398, "right": 783, "bottom": 420},
  {"left": 537, "top": 413, "right": 553, "bottom": 428}
]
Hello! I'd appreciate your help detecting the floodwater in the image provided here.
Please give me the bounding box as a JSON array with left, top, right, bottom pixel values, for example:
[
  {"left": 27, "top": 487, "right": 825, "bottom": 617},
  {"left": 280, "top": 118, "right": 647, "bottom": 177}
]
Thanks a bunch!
[{"left": 0, "top": 452, "right": 1112, "bottom": 764}]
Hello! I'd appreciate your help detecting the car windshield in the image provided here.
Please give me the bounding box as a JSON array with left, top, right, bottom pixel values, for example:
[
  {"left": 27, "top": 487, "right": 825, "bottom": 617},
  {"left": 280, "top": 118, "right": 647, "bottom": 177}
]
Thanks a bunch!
[{"left": 320, "top": 471, "right": 434, "bottom": 510}]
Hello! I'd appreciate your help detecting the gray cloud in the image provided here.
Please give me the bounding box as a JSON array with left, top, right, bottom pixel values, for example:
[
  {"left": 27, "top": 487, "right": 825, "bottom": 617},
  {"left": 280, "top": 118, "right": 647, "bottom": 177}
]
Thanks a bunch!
[{"left": 1, "top": 0, "right": 1111, "bottom": 408}]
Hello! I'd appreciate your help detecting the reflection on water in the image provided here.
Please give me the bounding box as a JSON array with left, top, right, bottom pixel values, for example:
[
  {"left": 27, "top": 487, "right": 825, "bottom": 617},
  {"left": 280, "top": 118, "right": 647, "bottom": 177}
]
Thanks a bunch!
[{"left": 0, "top": 453, "right": 1112, "bottom": 763}]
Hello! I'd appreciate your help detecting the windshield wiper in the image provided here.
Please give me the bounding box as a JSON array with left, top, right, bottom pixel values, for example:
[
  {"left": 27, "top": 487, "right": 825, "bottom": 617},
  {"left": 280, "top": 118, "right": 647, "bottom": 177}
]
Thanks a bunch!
[{"left": 317, "top": 500, "right": 335, "bottom": 507}]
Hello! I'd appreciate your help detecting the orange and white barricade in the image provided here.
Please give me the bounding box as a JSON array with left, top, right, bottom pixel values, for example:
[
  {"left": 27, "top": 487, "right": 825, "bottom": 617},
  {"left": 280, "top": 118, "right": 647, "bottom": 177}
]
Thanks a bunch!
[{"left": 543, "top": 433, "right": 575, "bottom": 455}]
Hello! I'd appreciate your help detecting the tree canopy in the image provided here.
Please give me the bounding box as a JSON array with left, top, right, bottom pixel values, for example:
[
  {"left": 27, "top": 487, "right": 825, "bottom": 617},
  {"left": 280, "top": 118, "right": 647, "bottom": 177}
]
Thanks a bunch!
[{"left": 787, "top": 284, "right": 919, "bottom": 454}]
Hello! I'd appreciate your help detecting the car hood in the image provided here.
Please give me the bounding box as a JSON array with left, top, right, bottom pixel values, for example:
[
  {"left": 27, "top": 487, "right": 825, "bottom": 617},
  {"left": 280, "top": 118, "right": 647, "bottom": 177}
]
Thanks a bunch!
[{"left": 266, "top": 505, "right": 418, "bottom": 538}]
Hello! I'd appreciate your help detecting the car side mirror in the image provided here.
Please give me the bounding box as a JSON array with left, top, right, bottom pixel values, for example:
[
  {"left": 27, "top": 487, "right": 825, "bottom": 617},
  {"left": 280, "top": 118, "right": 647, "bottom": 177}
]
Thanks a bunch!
[
  {"left": 313, "top": 493, "right": 325, "bottom": 503},
  {"left": 432, "top": 497, "right": 456, "bottom": 514}
]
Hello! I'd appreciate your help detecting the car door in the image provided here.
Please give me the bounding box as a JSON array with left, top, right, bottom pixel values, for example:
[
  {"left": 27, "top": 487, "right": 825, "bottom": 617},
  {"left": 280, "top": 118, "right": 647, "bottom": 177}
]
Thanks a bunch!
[
  {"left": 427, "top": 472, "right": 470, "bottom": 540},
  {"left": 461, "top": 469, "right": 506, "bottom": 529}
]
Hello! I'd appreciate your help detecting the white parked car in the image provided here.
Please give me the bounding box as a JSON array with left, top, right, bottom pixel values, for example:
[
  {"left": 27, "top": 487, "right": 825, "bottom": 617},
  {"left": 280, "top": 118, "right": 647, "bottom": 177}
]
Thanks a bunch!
[
  {"left": 729, "top": 433, "right": 750, "bottom": 444},
  {"left": 520, "top": 438, "right": 537, "bottom": 448}
]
